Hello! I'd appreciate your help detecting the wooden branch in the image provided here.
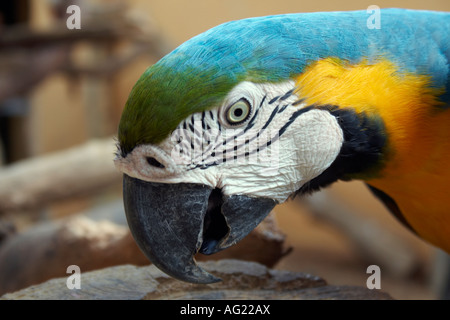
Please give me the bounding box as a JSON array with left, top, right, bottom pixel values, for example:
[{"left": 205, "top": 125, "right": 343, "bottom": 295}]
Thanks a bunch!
[
  {"left": 0, "top": 215, "right": 144, "bottom": 294},
  {"left": 0, "top": 137, "right": 121, "bottom": 214},
  {"left": 1, "top": 260, "right": 392, "bottom": 300},
  {"left": 0, "top": 21, "right": 162, "bottom": 50},
  {"left": 0, "top": 25, "right": 120, "bottom": 49},
  {"left": 0, "top": 209, "right": 287, "bottom": 295},
  {"left": 0, "top": 18, "right": 170, "bottom": 56}
]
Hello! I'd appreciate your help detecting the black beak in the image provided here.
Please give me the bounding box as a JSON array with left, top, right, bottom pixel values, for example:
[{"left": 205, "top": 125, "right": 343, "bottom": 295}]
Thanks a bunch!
[{"left": 123, "top": 174, "right": 276, "bottom": 284}]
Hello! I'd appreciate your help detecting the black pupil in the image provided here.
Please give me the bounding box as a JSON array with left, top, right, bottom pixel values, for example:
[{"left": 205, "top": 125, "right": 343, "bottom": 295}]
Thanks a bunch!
[{"left": 234, "top": 108, "right": 243, "bottom": 118}]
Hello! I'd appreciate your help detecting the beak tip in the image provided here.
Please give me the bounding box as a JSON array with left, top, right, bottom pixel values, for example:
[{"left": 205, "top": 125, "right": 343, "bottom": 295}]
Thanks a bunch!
[{"left": 167, "top": 260, "right": 222, "bottom": 284}]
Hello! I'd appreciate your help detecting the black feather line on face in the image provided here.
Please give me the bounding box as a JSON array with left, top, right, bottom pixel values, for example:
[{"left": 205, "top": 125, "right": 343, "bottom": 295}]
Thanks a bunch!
[
  {"left": 201, "top": 111, "right": 206, "bottom": 129},
  {"left": 279, "top": 89, "right": 294, "bottom": 101},
  {"left": 278, "top": 106, "right": 314, "bottom": 137},
  {"left": 278, "top": 104, "right": 289, "bottom": 113},
  {"left": 268, "top": 96, "right": 280, "bottom": 104},
  {"left": 243, "top": 94, "right": 266, "bottom": 132},
  {"left": 295, "top": 105, "right": 387, "bottom": 196}
]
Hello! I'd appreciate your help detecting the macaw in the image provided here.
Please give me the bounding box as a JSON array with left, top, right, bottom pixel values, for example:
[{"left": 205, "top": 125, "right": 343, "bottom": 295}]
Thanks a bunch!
[{"left": 114, "top": 8, "right": 450, "bottom": 284}]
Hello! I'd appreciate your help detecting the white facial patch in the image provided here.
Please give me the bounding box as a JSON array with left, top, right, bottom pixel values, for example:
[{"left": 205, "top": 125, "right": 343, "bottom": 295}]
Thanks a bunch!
[{"left": 115, "top": 81, "right": 344, "bottom": 203}]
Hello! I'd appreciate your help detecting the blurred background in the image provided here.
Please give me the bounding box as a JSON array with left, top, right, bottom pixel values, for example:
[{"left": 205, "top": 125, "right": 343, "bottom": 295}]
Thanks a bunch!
[{"left": 0, "top": 0, "right": 449, "bottom": 299}]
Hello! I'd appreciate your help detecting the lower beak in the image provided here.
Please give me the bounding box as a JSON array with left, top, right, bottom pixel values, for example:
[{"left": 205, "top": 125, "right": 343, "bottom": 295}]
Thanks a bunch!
[{"left": 123, "top": 174, "right": 276, "bottom": 284}]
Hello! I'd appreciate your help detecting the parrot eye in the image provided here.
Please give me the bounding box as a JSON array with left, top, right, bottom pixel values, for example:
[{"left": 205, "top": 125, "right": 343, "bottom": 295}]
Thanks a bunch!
[{"left": 225, "top": 99, "right": 251, "bottom": 125}]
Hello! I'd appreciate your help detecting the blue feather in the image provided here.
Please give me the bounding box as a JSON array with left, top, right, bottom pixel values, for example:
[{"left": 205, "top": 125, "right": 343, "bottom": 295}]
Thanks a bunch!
[{"left": 163, "top": 8, "right": 450, "bottom": 102}]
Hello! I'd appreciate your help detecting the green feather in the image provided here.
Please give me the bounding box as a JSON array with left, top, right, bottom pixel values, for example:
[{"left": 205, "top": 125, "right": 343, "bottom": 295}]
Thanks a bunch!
[{"left": 118, "top": 57, "right": 241, "bottom": 156}]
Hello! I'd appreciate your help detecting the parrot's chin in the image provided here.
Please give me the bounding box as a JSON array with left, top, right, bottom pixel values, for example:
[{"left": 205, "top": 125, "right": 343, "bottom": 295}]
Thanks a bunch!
[{"left": 122, "top": 174, "right": 277, "bottom": 284}]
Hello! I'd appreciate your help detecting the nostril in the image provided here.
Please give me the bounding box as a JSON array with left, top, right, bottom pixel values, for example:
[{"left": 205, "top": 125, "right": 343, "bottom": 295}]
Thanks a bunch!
[{"left": 146, "top": 157, "right": 165, "bottom": 169}]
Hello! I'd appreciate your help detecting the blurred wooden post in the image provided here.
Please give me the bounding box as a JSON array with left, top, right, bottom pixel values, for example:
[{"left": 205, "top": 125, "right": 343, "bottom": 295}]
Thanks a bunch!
[
  {"left": 0, "top": 1, "right": 32, "bottom": 164},
  {"left": 0, "top": 137, "right": 121, "bottom": 215}
]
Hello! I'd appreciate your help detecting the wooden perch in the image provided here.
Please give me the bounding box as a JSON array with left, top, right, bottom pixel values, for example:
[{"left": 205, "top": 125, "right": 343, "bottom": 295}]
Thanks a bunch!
[
  {"left": 0, "top": 215, "right": 144, "bottom": 295},
  {"left": 1, "top": 260, "right": 392, "bottom": 300},
  {"left": 0, "top": 137, "right": 121, "bottom": 214},
  {"left": 0, "top": 208, "right": 287, "bottom": 295}
]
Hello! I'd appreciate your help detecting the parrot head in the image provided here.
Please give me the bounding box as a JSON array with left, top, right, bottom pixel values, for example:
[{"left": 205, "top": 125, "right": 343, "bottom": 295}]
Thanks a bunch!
[{"left": 115, "top": 10, "right": 449, "bottom": 283}]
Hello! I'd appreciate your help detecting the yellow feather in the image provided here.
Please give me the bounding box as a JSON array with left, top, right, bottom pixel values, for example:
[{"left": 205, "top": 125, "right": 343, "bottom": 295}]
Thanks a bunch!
[{"left": 295, "top": 58, "right": 450, "bottom": 252}]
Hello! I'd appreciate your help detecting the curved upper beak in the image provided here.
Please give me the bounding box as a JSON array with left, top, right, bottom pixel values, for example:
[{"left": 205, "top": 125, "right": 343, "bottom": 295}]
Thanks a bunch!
[{"left": 123, "top": 174, "right": 277, "bottom": 284}]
